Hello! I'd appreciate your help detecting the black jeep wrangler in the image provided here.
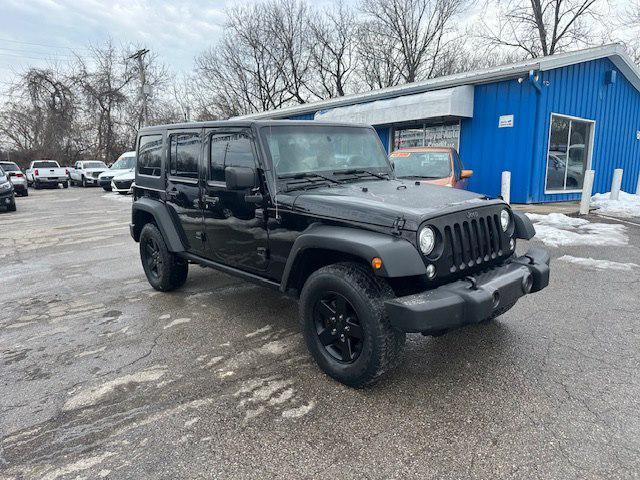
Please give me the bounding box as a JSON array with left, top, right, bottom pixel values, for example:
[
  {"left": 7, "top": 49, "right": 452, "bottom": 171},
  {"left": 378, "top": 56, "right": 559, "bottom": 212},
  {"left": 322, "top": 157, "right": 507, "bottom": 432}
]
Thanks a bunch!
[{"left": 130, "top": 120, "right": 550, "bottom": 387}]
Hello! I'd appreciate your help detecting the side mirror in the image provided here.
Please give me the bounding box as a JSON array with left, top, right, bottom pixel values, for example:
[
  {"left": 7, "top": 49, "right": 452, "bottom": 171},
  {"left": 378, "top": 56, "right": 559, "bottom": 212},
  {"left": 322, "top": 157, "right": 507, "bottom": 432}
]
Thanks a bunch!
[
  {"left": 461, "top": 169, "right": 473, "bottom": 179},
  {"left": 225, "top": 166, "right": 257, "bottom": 190}
]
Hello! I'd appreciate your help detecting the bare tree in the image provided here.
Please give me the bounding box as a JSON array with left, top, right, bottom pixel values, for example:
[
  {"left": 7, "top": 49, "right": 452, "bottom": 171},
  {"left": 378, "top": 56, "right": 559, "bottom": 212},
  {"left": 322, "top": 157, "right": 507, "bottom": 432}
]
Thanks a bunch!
[
  {"left": 356, "top": 22, "right": 404, "bottom": 89},
  {"left": 309, "top": 0, "right": 359, "bottom": 98},
  {"left": 74, "top": 40, "right": 136, "bottom": 162},
  {"left": 194, "top": 3, "right": 291, "bottom": 117},
  {"left": 265, "top": 0, "right": 314, "bottom": 104},
  {"left": 478, "top": 0, "right": 603, "bottom": 58},
  {"left": 360, "top": 0, "right": 465, "bottom": 84}
]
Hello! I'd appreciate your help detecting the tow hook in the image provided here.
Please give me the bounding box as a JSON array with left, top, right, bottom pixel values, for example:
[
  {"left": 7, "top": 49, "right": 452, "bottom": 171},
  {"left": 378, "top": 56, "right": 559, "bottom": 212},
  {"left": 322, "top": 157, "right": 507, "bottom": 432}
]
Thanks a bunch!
[{"left": 465, "top": 276, "right": 478, "bottom": 290}]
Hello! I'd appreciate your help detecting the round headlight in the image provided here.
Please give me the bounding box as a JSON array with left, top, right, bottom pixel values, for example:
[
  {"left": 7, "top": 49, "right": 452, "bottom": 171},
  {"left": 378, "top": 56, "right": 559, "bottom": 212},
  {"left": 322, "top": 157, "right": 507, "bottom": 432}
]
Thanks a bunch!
[
  {"left": 500, "top": 209, "right": 510, "bottom": 231},
  {"left": 418, "top": 227, "right": 436, "bottom": 255}
]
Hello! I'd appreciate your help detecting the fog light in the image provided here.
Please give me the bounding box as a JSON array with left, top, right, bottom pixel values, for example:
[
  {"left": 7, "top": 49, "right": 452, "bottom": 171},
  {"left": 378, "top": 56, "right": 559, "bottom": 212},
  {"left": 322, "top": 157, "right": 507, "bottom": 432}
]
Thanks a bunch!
[{"left": 426, "top": 264, "right": 436, "bottom": 279}]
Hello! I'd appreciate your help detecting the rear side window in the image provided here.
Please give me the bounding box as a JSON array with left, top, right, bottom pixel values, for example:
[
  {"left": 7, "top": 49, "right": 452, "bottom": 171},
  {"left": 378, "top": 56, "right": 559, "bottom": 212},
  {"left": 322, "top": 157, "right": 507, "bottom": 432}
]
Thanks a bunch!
[
  {"left": 169, "top": 133, "right": 200, "bottom": 179},
  {"left": 138, "top": 135, "right": 163, "bottom": 176}
]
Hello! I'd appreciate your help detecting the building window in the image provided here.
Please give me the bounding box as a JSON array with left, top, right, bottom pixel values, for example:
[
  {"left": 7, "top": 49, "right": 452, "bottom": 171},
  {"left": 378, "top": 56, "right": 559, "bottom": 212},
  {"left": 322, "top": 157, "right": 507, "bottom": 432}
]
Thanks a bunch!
[
  {"left": 393, "top": 123, "right": 460, "bottom": 151},
  {"left": 169, "top": 133, "right": 200, "bottom": 179},
  {"left": 545, "top": 114, "right": 594, "bottom": 192},
  {"left": 137, "top": 135, "right": 163, "bottom": 177}
]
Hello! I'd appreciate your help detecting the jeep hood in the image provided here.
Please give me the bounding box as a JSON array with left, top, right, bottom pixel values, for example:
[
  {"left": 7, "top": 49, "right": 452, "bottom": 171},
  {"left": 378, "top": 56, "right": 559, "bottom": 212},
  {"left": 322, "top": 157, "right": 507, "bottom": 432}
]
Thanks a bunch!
[{"left": 285, "top": 180, "right": 496, "bottom": 230}]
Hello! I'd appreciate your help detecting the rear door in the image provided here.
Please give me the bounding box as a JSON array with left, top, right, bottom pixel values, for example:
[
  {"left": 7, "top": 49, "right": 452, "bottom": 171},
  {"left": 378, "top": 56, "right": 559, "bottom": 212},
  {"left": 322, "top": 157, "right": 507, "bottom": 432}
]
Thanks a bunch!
[
  {"left": 201, "top": 128, "right": 268, "bottom": 271},
  {"left": 165, "top": 128, "right": 206, "bottom": 256}
]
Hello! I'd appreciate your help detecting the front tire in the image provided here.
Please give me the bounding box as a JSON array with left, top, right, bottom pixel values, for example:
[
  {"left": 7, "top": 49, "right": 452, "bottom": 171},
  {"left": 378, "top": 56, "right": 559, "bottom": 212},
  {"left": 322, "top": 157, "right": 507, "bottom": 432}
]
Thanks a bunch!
[
  {"left": 139, "top": 223, "right": 188, "bottom": 291},
  {"left": 300, "top": 262, "right": 405, "bottom": 388},
  {"left": 7, "top": 197, "right": 16, "bottom": 212},
  {"left": 103, "top": 185, "right": 112, "bottom": 191},
  {"left": 81, "top": 176, "right": 87, "bottom": 187}
]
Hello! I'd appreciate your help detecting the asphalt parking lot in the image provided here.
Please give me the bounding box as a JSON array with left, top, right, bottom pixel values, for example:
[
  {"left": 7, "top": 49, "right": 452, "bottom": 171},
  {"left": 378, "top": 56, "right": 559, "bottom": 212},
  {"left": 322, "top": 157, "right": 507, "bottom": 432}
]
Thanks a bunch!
[{"left": 1, "top": 187, "right": 639, "bottom": 479}]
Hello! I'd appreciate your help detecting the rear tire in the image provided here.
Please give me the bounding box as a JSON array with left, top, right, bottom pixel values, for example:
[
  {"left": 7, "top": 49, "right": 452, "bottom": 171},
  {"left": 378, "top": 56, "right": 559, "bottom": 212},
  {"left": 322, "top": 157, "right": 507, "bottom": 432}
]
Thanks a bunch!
[
  {"left": 34, "top": 181, "right": 41, "bottom": 190},
  {"left": 63, "top": 182, "right": 69, "bottom": 189},
  {"left": 300, "top": 262, "right": 405, "bottom": 388},
  {"left": 139, "top": 223, "right": 188, "bottom": 292}
]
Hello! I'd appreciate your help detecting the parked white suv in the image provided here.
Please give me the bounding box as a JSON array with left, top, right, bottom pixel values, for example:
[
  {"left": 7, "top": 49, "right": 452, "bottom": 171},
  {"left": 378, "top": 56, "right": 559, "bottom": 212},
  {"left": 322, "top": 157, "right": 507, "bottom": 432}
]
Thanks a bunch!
[
  {"left": 111, "top": 169, "right": 135, "bottom": 195},
  {"left": 69, "top": 161, "right": 108, "bottom": 187},
  {"left": 98, "top": 151, "right": 136, "bottom": 191}
]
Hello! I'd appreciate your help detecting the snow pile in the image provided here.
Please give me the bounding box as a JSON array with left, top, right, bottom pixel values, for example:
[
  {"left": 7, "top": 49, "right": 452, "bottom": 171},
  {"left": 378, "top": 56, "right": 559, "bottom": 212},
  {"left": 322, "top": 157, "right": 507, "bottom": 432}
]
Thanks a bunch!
[
  {"left": 102, "top": 193, "right": 132, "bottom": 203},
  {"left": 591, "top": 191, "right": 640, "bottom": 219},
  {"left": 558, "top": 255, "right": 639, "bottom": 271},
  {"left": 526, "top": 213, "right": 628, "bottom": 247}
]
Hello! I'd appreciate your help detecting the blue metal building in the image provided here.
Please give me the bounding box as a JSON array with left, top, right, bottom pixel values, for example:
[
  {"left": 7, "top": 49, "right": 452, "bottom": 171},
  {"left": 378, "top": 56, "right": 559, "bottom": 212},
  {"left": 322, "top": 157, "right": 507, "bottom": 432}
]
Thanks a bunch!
[{"left": 240, "top": 44, "right": 640, "bottom": 203}]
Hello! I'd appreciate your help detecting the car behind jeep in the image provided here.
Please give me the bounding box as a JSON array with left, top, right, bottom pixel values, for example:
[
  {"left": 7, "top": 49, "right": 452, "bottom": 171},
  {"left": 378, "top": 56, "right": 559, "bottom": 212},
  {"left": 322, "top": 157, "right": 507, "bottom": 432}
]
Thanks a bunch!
[{"left": 130, "top": 120, "right": 550, "bottom": 387}]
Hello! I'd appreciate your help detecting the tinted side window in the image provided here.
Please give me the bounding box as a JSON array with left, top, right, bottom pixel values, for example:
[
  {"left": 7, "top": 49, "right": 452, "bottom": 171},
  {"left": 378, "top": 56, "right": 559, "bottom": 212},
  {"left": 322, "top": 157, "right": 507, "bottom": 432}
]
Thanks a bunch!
[
  {"left": 225, "top": 133, "right": 255, "bottom": 168},
  {"left": 210, "top": 134, "right": 228, "bottom": 182},
  {"left": 138, "top": 135, "right": 163, "bottom": 176},
  {"left": 169, "top": 133, "right": 200, "bottom": 179}
]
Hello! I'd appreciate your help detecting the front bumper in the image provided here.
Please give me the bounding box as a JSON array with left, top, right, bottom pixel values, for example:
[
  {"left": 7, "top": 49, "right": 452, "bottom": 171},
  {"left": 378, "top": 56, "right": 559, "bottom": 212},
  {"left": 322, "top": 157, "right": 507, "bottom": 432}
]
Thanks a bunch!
[
  {"left": 385, "top": 248, "right": 550, "bottom": 333},
  {"left": 112, "top": 179, "right": 133, "bottom": 193},
  {"left": 99, "top": 177, "right": 114, "bottom": 187}
]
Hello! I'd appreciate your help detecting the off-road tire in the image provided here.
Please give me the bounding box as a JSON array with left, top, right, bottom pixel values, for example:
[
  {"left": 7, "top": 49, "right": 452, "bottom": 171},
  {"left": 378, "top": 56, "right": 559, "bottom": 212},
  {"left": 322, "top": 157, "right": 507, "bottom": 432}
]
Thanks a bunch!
[
  {"left": 139, "top": 223, "right": 188, "bottom": 292},
  {"left": 300, "top": 262, "right": 406, "bottom": 388}
]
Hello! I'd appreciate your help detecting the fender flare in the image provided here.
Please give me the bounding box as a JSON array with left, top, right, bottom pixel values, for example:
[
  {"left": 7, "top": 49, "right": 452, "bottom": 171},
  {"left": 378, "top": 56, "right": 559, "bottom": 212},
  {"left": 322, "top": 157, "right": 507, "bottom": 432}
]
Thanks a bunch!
[
  {"left": 513, "top": 211, "right": 536, "bottom": 240},
  {"left": 132, "top": 197, "right": 186, "bottom": 252},
  {"left": 280, "top": 224, "right": 427, "bottom": 292}
]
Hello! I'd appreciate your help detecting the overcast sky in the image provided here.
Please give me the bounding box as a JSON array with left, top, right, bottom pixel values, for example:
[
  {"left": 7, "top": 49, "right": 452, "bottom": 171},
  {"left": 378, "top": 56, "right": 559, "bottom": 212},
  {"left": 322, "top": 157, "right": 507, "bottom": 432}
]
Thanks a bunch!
[
  {"left": 0, "top": 0, "right": 632, "bottom": 92},
  {"left": 0, "top": 0, "right": 345, "bottom": 89},
  {"left": 0, "top": 0, "right": 232, "bottom": 87}
]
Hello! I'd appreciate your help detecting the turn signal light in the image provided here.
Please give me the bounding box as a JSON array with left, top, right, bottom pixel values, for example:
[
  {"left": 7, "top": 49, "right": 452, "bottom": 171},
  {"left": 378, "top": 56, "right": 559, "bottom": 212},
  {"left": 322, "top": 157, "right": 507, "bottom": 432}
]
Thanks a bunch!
[{"left": 371, "top": 257, "right": 383, "bottom": 270}]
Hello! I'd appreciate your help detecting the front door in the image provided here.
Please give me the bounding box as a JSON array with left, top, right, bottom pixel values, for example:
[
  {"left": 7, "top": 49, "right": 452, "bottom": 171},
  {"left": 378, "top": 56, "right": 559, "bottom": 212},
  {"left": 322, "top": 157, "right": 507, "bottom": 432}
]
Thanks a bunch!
[
  {"left": 201, "top": 129, "right": 268, "bottom": 272},
  {"left": 165, "top": 128, "right": 206, "bottom": 256}
]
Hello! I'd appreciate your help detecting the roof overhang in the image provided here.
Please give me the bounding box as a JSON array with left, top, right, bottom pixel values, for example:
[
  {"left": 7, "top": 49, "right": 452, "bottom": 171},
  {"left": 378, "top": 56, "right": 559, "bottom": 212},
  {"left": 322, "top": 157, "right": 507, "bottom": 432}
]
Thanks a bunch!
[
  {"left": 314, "top": 85, "right": 474, "bottom": 125},
  {"left": 235, "top": 44, "right": 640, "bottom": 122}
]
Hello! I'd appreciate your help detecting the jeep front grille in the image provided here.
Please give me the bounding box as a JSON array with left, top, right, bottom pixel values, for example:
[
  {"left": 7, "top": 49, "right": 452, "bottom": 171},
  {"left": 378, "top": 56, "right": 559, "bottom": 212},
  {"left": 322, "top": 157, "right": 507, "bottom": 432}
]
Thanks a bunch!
[
  {"left": 444, "top": 214, "right": 504, "bottom": 273},
  {"left": 422, "top": 204, "right": 512, "bottom": 281}
]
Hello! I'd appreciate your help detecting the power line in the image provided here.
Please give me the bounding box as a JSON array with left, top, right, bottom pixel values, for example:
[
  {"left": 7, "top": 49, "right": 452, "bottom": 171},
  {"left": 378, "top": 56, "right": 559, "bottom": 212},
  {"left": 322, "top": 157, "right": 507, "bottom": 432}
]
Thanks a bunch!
[
  {"left": 0, "top": 37, "right": 90, "bottom": 51},
  {"left": 0, "top": 52, "right": 75, "bottom": 62},
  {"left": 0, "top": 46, "right": 77, "bottom": 58}
]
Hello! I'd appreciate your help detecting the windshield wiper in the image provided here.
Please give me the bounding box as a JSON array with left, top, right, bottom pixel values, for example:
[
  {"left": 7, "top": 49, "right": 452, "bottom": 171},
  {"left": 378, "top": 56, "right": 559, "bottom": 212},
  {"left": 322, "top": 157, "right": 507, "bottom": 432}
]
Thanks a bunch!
[
  {"left": 278, "top": 171, "right": 342, "bottom": 185},
  {"left": 333, "top": 169, "right": 390, "bottom": 180}
]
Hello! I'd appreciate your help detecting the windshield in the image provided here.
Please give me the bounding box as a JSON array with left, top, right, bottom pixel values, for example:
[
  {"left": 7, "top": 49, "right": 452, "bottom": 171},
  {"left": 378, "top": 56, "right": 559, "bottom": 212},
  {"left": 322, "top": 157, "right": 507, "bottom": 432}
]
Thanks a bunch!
[
  {"left": 261, "top": 125, "right": 390, "bottom": 177},
  {"left": 110, "top": 156, "right": 136, "bottom": 170},
  {"left": 33, "top": 161, "right": 60, "bottom": 168},
  {"left": 392, "top": 151, "right": 452, "bottom": 179},
  {"left": 84, "top": 161, "right": 107, "bottom": 169},
  {"left": 0, "top": 163, "right": 19, "bottom": 172}
]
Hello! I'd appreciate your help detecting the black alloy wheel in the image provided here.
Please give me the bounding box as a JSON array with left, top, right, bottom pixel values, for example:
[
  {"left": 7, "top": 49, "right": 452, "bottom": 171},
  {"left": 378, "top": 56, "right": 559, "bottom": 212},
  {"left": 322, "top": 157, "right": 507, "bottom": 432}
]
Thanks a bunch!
[
  {"left": 314, "top": 292, "right": 364, "bottom": 363},
  {"left": 143, "top": 235, "right": 163, "bottom": 283}
]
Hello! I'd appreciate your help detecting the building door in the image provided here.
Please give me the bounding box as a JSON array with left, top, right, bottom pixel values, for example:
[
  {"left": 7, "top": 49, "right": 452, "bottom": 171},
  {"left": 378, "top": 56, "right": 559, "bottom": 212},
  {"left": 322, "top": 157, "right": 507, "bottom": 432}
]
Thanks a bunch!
[{"left": 544, "top": 114, "right": 594, "bottom": 193}]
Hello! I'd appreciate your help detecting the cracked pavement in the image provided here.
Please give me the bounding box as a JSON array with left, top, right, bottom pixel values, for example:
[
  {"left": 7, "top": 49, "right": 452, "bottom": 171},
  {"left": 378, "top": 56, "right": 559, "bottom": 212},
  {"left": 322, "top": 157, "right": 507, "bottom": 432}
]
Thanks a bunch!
[{"left": 1, "top": 188, "right": 639, "bottom": 479}]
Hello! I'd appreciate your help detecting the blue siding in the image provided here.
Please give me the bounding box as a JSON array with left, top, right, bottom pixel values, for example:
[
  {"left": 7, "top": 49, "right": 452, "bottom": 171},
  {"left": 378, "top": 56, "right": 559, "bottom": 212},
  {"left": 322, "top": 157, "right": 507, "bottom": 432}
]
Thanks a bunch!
[
  {"left": 375, "top": 126, "right": 391, "bottom": 153},
  {"left": 287, "top": 112, "right": 315, "bottom": 120},
  {"left": 459, "top": 79, "right": 539, "bottom": 202},
  {"left": 532, "top": 58, "right": 640, "bottom": 202}
]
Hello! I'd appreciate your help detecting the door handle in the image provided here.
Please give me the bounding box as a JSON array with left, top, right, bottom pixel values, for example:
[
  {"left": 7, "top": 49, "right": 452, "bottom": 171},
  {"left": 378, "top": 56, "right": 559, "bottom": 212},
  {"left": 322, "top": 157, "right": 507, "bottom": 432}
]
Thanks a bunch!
[{"left": 202, "top": 195, "right": 219, "bottom": 208}]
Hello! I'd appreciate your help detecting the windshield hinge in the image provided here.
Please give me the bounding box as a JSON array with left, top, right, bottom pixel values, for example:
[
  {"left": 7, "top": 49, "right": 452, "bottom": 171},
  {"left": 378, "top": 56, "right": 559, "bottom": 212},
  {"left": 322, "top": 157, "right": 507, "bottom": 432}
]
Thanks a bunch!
[{"left": 392, "top": 216, "right": 406, "bottom": 236}]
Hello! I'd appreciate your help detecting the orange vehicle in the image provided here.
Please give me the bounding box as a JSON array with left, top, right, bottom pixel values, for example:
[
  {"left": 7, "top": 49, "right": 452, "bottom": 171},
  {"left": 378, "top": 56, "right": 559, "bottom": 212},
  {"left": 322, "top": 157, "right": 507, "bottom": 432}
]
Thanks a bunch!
[{"left": 390, "top": 146, "right": 473, "bottom": 189}]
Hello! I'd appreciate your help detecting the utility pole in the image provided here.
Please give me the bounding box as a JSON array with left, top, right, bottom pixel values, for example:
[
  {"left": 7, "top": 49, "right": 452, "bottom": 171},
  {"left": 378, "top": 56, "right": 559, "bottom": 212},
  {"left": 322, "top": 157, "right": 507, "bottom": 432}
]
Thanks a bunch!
[{"left": 128, "top": 48, "right": 150, "bottom": 128}]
